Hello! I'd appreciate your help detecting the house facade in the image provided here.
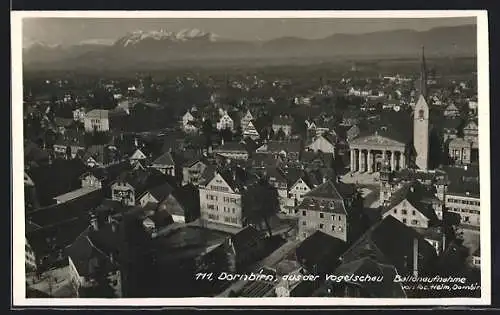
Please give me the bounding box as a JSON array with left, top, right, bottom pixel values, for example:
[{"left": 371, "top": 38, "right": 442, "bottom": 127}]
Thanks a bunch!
[
  {"left": 242, "top": 121, "right": 260, "bottom": 140},
  {"left": 272, "top": 116, "right": 294, "bottom": 137},
  {"left": 182, "top": 160, "right": 208, "bottom": 186},
  {"left": 84, "top": 109, "right": 110, "bottom": 132},
  {"left": 445, "top": 193, "right": 480, "bottom": 227},
  {"left": 150, "top": 152, "right": 176, "bottom": 176},
  {"left": 199, "top": 172, "right": 243, "bottom": 228},
  {"left": 216, "top": 113, "right": 235, "bottom": 131},
  {"left": 306, "top": 134, "right": 336, "bottom": 154},
  {"left": 448, "top": 138, "right": 473, "bottom": 165},
  {"left": 182, "top": 111, "right": 199, "bottom": 133},
  {"left": 240, "top": 110, "right": 254, "bottom": 130},
  {"left": 297, "top": 180, "right": 358, "bottom": 242}
]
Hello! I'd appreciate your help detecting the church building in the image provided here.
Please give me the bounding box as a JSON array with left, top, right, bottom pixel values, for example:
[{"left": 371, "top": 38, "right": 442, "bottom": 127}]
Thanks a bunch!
[{"left": 349, "top": 47, "right": 430, "bottom": 173}]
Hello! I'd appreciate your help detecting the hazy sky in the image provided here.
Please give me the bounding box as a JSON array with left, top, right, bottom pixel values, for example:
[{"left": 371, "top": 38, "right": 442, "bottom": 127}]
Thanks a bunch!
[{"left": 23, "top": 17, "right": 476, "bottom": 46}]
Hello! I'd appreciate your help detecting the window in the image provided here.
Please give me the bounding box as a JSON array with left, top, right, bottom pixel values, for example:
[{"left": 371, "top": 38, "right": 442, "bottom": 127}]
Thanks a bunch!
[
  {"left": 302, "top": 211, "right": 307, "bottom": 216},
  {"left": 338, "top": 216, "right": 342, "bottom": 221},
  {"left": 207, "top": 204, "right": 215, "bottom": 210},
  {"left": 393, "top": 209, "right": 397, "bottom": 214},
  {"left": 411, "top": 220, "right": 418, "bottom": 225},
  {"left": 232, "top": 208, "right": 236, "bottom": 214},
  {"left": 402, "top": 218, "right": 407, "bottom": 224},
  {"left": 402, "top": 210, "right": 408, "bottom": 215},
  {"left": 331, "top": 215, "right": 335, "bottom": 221},
  {"left": 302, "top": 221, "right": 307, "bottom": 226},
  {"left": 319, "top": 224, "right": 324, "bottom": 229},
  {"left": 338, "top": 226, "right": 343, "bottom": 232},
  {"left": 320, "top": 213, "right": 324, "bottom": 219},
  {"left": 331, "top": 225, "right": 335, "bottom": 231},
  {"left": 418, "top": 109, "right": 424, "bottom": 119},
  {"left": 412, "top": 210, "right": 416, "bottom": 216}
]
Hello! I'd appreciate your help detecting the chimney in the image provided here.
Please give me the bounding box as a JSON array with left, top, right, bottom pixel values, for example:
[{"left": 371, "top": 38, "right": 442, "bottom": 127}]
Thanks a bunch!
[
  {"left": 90, "top": 212, "right": 99, "bottom": 231},
  {"left": 413, "top": 238, "right": 419, "bottom": 277}
]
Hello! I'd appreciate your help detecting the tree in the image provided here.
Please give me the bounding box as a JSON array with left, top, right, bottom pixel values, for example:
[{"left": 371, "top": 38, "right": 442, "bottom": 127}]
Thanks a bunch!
[{"left": 242, "top": 177, "right": 280, "bottom": 237}]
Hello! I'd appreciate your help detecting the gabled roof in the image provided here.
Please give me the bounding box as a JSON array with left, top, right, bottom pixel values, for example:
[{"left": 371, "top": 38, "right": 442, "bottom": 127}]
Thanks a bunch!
[
  {"left": 231, "top": 225, "right": 263, "bottom": 254},
  {"left": 341, "top": 216, "right": 438, "bottom": 273},
  {"left": 448, "top": 137, "right": 472, "bottom": 148},
  {"left": 272, "top": 116, "right": 294, "bottom": 125},
  {"left": 381, "top": 181, "right": 439, "bottom": 222},
  {"left": 214, "top": 141, "right": 248, "bottom": 153},
  {"left": 113, "top": 168, "right": 169, "bottom": 196},
  {"left": 65, "top": 224, "right": 121, "bottom": 277},
  {"left": 141, "top": 182, "right": 174, "bottom": 203},
  {"left": 86, "top": 109, "right": 109, "bottom": 119},
  {"left": 349, "top": 133, "right": 406, "bottom": 147},
  {"left": 296, "top": 230, "right": 346, "bottom": 270},
  {"left": 152, "top": 151, "right": 175, "bottom": 166},
  {"left": 333, "top": 257, "right": 406, "bottom": 298},
  {"left": 258, "top": 140, "right": 302, "bottom": 153},
  {"left": 305, "top": 180, "right": 356, "bottom": 200}
]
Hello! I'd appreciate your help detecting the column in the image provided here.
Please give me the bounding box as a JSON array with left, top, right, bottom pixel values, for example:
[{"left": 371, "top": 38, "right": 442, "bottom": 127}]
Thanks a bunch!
[
  {"left": 400, "top": 151, "right": 406, "bottom": 169},
  {"left": 358, "top": 149, "right": 364, "bottom": 173},
  {"left": 367, "top": 150, "right": 373, "bottom": 173},
  {"left": 383, "top": 150, "right": 387, "bottom": 164},
  {"left": 390, "top": 150, "right": 396, "bottom": 172},
  {"left": 350, "top": 149, "right": 356, "bottom": 172}
]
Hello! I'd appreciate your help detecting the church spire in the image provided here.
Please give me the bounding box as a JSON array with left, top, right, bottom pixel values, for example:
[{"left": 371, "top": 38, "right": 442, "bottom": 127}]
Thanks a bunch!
[{"left": 419, "top": 46, "right": 428, "bottom": 99}]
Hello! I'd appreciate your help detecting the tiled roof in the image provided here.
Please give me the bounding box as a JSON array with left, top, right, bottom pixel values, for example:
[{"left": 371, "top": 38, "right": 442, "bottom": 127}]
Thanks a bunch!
[
  {"left": 272, "top": 116, "right": 294, "bottom": 126},
  {"left": 305, "top": 180, "right": 356, "bottom": 200},
  {"left": 448, "top": 137, "right": 472, "bottom": 147},
  {"left": 214, "top": 141, "right": 248, "bottom": 153},
  {"left": 441, "top": 165, "right": 480, "bottom": 197},
  {"left": 261, "top": 140, "right": 302, "bottom": 153},
  {"left": 86, "top": 109, "right": 109, "bottom": 119},
  {"left": 27, "top": 188, "right": 104, "bottom": 227},
  {"left": 231, "top": 226, "right": 263, "bottom": 254},
  {"left": 296, "top": 230, "right": 346, "bottom": 271},
  {"left": 333, "top": 257, "right": 406, "bottom": 298},
  {"left": 113, "top": 168, "right": 170, "bottom": 197},
  {"left": 152, "top": 151, "right": 175, "bottom": 166},
  {"left": 65, "top": 224, "right": 121, "bottom": 277},
  {"left": 341, "top": 216, "right": 438, "bottom": 274},
  {"left": 381, "top": 181, "right": 439, "bottom": 222},
  {"left": 142, "top": 182, "right": 174, "bottom": 203}
]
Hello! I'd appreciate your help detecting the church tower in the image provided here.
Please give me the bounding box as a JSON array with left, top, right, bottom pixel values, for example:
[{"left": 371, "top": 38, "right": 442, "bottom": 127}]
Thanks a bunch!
[{"left": 413, "top": 46, "right": 430, "bottom": 171}]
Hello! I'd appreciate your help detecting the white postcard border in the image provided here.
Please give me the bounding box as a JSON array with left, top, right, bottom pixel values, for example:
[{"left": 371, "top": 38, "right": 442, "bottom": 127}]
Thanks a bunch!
[{"left": 11, "top": 10, "right": 491, "bottom": 307}]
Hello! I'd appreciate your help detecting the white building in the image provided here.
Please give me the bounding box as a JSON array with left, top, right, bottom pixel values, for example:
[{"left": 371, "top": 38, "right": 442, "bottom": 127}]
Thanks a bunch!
[
  {"left": 182, "top": 110, "right": 199, "bottom": 133},
  {"left": 84, "top": 109, "right": 110, "bottom": 132},
  {"left": 217, "top": 112, "right": 235, "bottom": 131}
]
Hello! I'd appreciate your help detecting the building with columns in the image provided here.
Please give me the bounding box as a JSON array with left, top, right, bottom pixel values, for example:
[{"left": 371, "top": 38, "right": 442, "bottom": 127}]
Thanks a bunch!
[
  {"left": 349, "top": 131, "right": 409, "bottom": 173},
  {"left": 348, "top": 47, "right": 430, "bottom": 174}
]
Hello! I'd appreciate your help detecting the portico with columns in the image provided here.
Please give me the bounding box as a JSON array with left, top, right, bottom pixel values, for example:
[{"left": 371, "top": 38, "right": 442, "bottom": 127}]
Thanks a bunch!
[{"left": 349, "top": 134, "right": 408, "bottom": 173}]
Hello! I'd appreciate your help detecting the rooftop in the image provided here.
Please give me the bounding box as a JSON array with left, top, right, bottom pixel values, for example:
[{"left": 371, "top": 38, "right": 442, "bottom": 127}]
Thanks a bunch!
[{"left": 53, "top": 186, "right": 100, "bottom": 203}]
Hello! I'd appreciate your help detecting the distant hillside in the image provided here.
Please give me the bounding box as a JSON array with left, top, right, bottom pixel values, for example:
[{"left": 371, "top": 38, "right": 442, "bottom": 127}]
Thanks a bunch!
[{"left": 23, "top": 24, "right": 477, "bottom": 70}]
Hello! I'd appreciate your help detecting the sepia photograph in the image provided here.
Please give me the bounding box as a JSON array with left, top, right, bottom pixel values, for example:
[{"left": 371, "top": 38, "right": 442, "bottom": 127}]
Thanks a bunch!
[{"left": 11, "top": 10, "right": 490, "bottom": 306}]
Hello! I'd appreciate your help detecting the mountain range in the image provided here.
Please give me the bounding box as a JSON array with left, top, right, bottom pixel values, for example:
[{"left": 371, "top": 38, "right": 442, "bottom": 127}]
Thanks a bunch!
[{"left": 22, "top": 25, "right": 477, "bottom": 70}]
